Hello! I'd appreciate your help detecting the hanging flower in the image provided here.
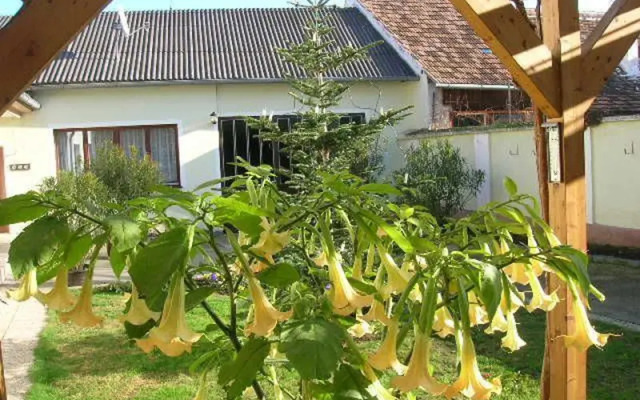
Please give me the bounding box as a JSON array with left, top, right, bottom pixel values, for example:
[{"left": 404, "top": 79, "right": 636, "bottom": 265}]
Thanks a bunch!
[
  {"left": 378, "top": 247, "right": 412, "bottom": 294},
  {"left": 446, "top": 329, "right": 502, "bottom": 400},
  {"left": 250, "top": 254, "right": 274, "bottom": 274},
  {"left": 363, "top": 363, "right": 396, "bottom": 400},
  {"left": 501, "top": 312, "right": 526, "bottom": 352},
  {"left": 37, "top": 267, "right": 76, "bottom": 311},
  {"left": 368, "top": 320, "right": 406, "bottom": 375},
  {"left": 245, "top": 276, "right": 292, "bottom": 337},
  {"left": 392, "top": 326, "right": 448, "bottom": 395},
  {"left": 562, "top": 285, "right": 615, "bottom": 352},
  {"left": 120, "top": 286, "right": 160, "bottom": 326},
  {"left": 348, "top": 316, "right": 374, "bottom": 339},
  {"left": 251, "top": 218, "right": 290, "bottom": 257},
  {"left": 313, "top": 251, "right": 330, "bottom": 268},
  {"left": 484, "top": 306, "right": 508, "bottom": 335},
  {"left": 362, "top": 299, "right": 391, "bottom": 326},
  {"left": 193, "top": 373, "right": 209, "bottom": 400},
  {"left": 326, "top": 252, "right": 373, "bottom": 316},
  {"left": 352, "top": 253, "right": 364, "bottom": 281},
  {"left": 364, "top": 243, "right": 376, "bottom": 276},
  {"left": 525, "top": 270, "right": 559, "bottom": 312},
  {"left": 468, "top": 292, "right": 489, "bottom": 326},
  {"left": 8, "top": 268, "right": 38, "bottom": 302},
  {"left": 433, "top": 296, "right": 456, "bottom": 338},
  {"left": 59, "top": 270, "right": 103, "bottom": 328},
  {"left": 137, "top": 276, "right": 202, "bottom": 356},
  {"left": 503, "top": 262, "right": 530, "bottom": 285}
]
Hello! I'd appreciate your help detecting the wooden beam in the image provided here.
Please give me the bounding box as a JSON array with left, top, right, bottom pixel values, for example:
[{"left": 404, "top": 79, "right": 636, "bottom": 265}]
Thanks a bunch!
[
  {"left": 448, "top": 0, "right": 562, "bottom": 118},
  {"left": 582, "top": 0, "right": 640, "bottom": 107},
  {"left": 0, "top": 341, "right": 6, "bottom": 400},
  {"left": 0, "top": 0, "right": 111, "bottom": 115}
]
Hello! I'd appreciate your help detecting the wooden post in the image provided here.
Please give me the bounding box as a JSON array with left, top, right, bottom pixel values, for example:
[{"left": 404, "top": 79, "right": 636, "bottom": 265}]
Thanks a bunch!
[
  {"left": 0, "top": 341, "right": 6, "bottom": 400},
  {"left": 543, "top": 1, "right": 588, "bottom": 399}
]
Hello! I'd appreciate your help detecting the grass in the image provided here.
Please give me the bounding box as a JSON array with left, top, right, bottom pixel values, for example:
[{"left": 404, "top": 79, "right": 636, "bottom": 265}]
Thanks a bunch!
[{"left": 27, "top": 292, "right": 640, "bottom": 400}]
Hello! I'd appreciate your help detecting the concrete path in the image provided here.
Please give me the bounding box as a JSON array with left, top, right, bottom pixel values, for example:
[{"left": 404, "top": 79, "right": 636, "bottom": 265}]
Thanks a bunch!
[
  {"left": 589, "top": 257, "right": 640, "bottom": 331},
  {"left": 0, "top": 297, "right": 46, "bottom": 400}
]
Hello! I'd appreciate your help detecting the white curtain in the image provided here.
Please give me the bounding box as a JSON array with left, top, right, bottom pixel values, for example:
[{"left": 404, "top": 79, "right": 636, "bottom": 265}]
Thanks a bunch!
[
  {"left": 88, "top": 130, "right": 114, "bottom": 160},
  {"left": 55, "top": 131, "right": 84, "bottom": 173},
  {"left": 150, "top": 127, "right": 178, "bottom": 184},
  {"left": 121, "top": 128, "right": 146, "bottom": 159}
]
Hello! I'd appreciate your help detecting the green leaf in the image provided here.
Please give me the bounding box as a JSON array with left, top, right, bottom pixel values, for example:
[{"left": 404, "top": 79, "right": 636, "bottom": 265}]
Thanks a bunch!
[
  {"left": 278, "top": 318, "right": 345, "bottom": 380},
  {"left": 478, "top": 262, "right": 503, "bottom": 320},
  {"left": 218, "top": 337, "right": 270, "bottom": 398},
  {"left": 104, "top": 216, "right": 143, "bottom": 253},
  {"left": 212, "top": 195, "right": 270, "bottom": 237},
  {"left": 0, "top": 193, "right": 49, "bottom": 225},
  {"left": 256, "top": 263, "right": 300, "bottom": 289},
  {"left": 124, "top": 319, "right": 156, "bottom": 339},
  {"left": 9, "top": 217, "right": 69, "bottom": 278},
  {"left": 359, "top": 183, "right": 402, "bottom": 196},
  {"left": 332, "top": 364, "right": 375, "bottom": 400},
  {"left": 347, "top": 278, "right": 377, "bottom": 295},
  {"left": 129, "top": 227, "right": 191, "bottom": 297},
  {"left": 109, "top": 247, "right": 126, "bottom": 278},
  {"left": 63, "top": 234, "right": 93, "bottom": 269},
  {"left": 504, "top": 177, "right": 518, "bottom": 197},
  {"left": 185, "top": 286, "right": 216, "bottom": 311}
]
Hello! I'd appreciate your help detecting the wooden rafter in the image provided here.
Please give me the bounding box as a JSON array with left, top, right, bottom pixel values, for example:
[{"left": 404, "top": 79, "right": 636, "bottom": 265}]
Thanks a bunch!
[
  {"left": 582, "top": 0, "right": 640, "bottom": 108},
  {"left": 0, "top": 0, "right": 111, "bottom": 115},
  {"left": 448, "top": 0, "right": 562, "bottom": 118}
]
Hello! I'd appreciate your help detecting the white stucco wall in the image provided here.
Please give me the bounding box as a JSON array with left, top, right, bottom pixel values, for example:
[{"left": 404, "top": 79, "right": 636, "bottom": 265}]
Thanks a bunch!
[{"left": 0, "top": 79, "right": 424, "bottom": 232}]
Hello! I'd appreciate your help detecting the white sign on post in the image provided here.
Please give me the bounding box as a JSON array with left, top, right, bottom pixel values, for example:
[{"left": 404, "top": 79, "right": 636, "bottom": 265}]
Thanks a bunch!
[{"left": 545, "top": 123, "right": 562, "bottom": 183}]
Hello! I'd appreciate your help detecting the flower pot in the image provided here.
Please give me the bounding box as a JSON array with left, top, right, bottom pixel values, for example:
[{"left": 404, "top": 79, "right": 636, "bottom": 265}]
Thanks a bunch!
[{"left": 68, "top": 268, "right": 88, "bottom": 287}]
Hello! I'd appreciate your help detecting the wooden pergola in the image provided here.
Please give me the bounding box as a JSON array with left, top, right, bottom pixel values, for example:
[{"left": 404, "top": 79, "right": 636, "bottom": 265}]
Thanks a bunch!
[{"left": 0, "top": 0, "right": 639, "bottom": 399}]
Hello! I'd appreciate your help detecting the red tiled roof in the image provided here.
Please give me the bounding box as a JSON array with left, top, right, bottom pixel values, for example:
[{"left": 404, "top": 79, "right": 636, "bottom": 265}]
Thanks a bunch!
[
  {"left": 359, "top": 0, "right": 605, "bottom": 86},
  {"left": 358, "top": 0, "right": 512, "bottom": 86}
]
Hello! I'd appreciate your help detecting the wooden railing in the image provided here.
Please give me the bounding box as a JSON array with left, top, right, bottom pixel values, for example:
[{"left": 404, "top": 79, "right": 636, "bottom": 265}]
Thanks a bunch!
[{"left": 450, "top": 109, "right": 535, "bottom": 127}]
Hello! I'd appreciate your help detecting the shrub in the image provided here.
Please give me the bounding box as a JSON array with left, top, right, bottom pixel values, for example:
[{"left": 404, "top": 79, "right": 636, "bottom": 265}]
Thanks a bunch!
[
  {"left": 395, "top": 139, "right": 485, "bottom": 221},
  {"left": 89, "top": 144, "right": 163, "bottom": 204}
]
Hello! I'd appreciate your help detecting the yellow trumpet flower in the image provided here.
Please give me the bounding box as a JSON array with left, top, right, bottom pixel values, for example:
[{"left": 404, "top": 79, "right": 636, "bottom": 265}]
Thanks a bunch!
[
  {"left": 251, "top": 218, "right": 289, "bottom": 257},
  {"left": 348, "top": 315, "right": 374, "bottom": 339},
  {"left": 525, "top": 270, "right": 559, "bottom": 313},
  {"left": 501, "top": 312, "right": 526, "bottom": 352},
  {"left": 59, "top": 270, "right": 103, "bottom": 328},
  {"left": 503, "top": 262, "right": 530, "bottom": 285},
  {"left": 468, "top": 292, "right": 489, "bottom": 326},
  {"left": 484, "top": 306, "right": 508, "bottom": 335},
  {"left": 363, "top": 299, "right": 391, "bottom": 326},
  {"left": 193, "top": 373, "right": 208, "bottom": 400},
  {"left": 245, "top": 276, "right": 292, "bottom": 337},
  {"left": 364, "top": 243, "right": 376, "bottom": 276},
  {"left": 37, "top": 268, "right": 76, "bottom": 311},
  {"left": 8, "top": 268, "right": 38, "bottom": 302},
  {"left": 378, "top": 247, "right": 412, "bottom": 294},
  {"left": 433, "top": 296, "right": 455, "bottom": 338},
  {"left": 327, "top": 254, "right": 373, "bottom": 316},
  {"left": 446, "top": 330, "right": 502, "bottom": 400},
  {"left": 562, "top": 287, "right": 615, "bottom": 352},
  {"left": 137, "top": 276, "right": 202, "bottom": 356},
  {"left": 368, "top": 320, "right": 406, "bottom": 375},
  {"left": 352, "top": 254, "right": 364, "bottom": 281},
  {"left": 313, "top": 251, "right": 330, "bottom": 268},
  {"left": 120, "top": 286, "right": 160, "bottom": 326},
  {"left": 392, "top": 327, "right": 448, "bottom": 395},
  {"left": 363, "top": 363, "right": 396, "bottom": 400}
]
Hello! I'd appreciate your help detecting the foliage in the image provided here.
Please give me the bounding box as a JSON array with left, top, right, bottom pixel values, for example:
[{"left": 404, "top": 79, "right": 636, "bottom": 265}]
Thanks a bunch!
[
  {"left": 250, "top": 0, "right": 411, "bottom": 188},
  {"left": 89, "top": 143, "right": 163, "bottom": 204},
  {"left": 395, "top": 139, "right": 486, "bottom": 221}
]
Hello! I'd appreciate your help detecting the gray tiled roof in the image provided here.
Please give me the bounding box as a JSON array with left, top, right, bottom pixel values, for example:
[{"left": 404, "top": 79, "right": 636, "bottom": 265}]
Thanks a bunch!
[{"left": 0, "top": 8, "right": 417, "bottom": 87}]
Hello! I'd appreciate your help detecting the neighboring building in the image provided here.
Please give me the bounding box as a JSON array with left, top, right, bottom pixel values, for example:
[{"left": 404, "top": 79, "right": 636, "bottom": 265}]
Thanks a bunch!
[{"left": 0, "top": 7, "right": 422, "bottom": 236}]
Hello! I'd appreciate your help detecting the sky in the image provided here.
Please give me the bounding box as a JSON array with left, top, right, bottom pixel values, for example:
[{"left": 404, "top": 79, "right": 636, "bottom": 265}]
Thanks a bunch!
[{"left": 0, "top": 0, "right": 616, "bottom": 15}]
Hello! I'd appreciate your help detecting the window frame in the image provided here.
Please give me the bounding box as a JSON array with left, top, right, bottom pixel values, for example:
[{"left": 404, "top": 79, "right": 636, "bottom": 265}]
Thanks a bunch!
[{"left": 53, "top": 123, "right": 181, "bottom": 187}]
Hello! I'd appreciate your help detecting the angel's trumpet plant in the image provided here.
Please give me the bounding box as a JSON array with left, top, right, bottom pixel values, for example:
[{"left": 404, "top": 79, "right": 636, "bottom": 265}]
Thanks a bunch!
[
  {"left": 433, "top": 295, "right": 455, "bottom": 338},
  {"left": 251, "top": 218, "right": 289, "bottom": 258},
  {"left": 245, "top": 276, "right": 292, "bottom": 337},
  {"left": 484, "top": 304, "right": 508, "bottom": 335},
  {"left": 193, "top": 373, "right": 209, "bottom": 400},
  {"left": 525, "top": 270, "right": 559, "bottom": 312},
  {"left": 468, "top": 292, "right": 489, "bottom": 326},
  {"left": 363, "top": 268, "right": 391, "bottom": 325},
  {"left": 368, "top": 319, "right": 406, "bottom": 374},
  {"left": 120, "top": 286, "right": 160, "bottom": 326},
  {"left": 8, "top": 268, "right": 38, "bottom": 302},
  {"left": 37, "top": 267, "right": 76, "bottom": 311},
  {"left": 501, "top": 311, "right": 526, "bottom": 352},
  {"left": 363, "top": 363, "right": 396, "bottom": 400},
  {"left": 59, "top": 264, "right": 103, "bottom": 328},
  {"left": 137, "top": 275, "right": 202, "bottom": 356},
  {"left": 446, "top": 328, "right": 502, "bottom": 400},
  {"left": 348, "top": 313, "right": 374, "bottom": 338},
  {"left": 562, "top": 281, "right": 615, "bottom": 352}
]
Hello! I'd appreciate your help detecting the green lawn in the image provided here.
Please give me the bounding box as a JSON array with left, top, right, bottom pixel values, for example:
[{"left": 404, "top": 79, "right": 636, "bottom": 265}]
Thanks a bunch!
[{"left": 27, "top": 292, "right": 640, "bottom": 400}]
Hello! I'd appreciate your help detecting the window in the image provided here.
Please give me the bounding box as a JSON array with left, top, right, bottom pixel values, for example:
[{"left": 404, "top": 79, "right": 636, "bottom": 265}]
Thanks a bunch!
[
  {"left": 54, "top": 124, "right": 180, "bottom": 185},
  {"left": 219, "top": 113, "right": 365, "bottom": 179}
]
